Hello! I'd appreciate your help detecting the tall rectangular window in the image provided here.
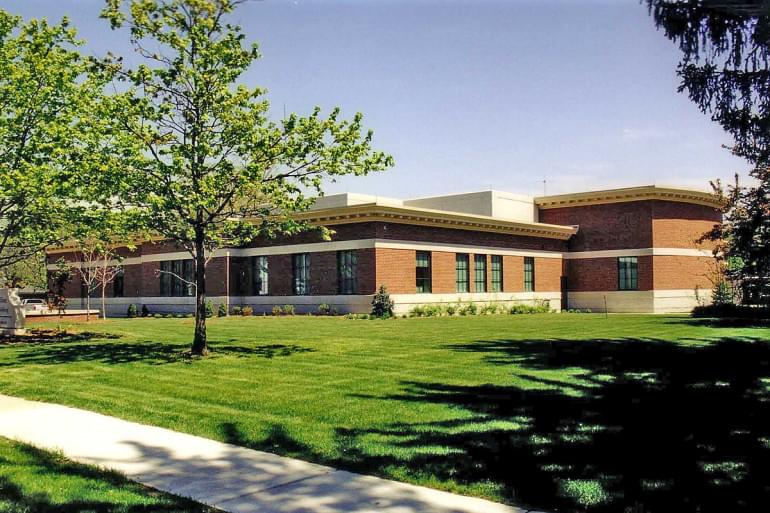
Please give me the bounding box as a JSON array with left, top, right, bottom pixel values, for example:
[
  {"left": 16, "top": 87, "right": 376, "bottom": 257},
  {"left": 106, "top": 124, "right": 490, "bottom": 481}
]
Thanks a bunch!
[
  {"left": 524, "top": 257, "right": 535, "bottom": 292},
  {"left": 474, "top": 255, "right": 487, "bottom": 293},
  {"left": 251, "top": 256, "right": 268, "bottom": 295},
  {"left": 618, "top": 256, "right": 638, "bottom": 290},
  {"left": 415, "top": 251, "right": 432, "bottom": 293},
  {"left": 456, "top": 254, "right": 470, "bottom": 293},
  {"left": 113, "top": 268, "right": 124, "bottom": 297},
  {"left": 292, "top": 253, "right": 310, "bottom": 295},
  {"left": 159, "top": 259, "right": 194, "bottom": 297},
  {"left": 491, "top": 255, "right": 503, "bottom": 292},
  {"left": 337, "top": 250, "right": 358, "bottom": 294}
]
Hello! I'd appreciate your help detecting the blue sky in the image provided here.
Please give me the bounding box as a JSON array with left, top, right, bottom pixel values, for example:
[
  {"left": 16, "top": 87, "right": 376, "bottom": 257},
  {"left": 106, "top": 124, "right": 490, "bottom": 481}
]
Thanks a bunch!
[{"left": 6, "top": 0, "right": 748, "bottom": 197}]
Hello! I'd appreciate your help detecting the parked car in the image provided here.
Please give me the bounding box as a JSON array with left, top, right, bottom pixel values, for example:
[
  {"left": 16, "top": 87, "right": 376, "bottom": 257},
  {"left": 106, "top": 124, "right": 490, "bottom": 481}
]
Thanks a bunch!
[{"left": 21, "top": 298, "right": 47, "bottom": 312}]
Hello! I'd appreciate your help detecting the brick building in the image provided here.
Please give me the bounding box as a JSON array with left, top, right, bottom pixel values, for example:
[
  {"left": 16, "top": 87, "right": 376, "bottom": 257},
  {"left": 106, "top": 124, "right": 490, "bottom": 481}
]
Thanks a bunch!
[{"left": 47, "top": 185, "right": 723, "bottom": 315}]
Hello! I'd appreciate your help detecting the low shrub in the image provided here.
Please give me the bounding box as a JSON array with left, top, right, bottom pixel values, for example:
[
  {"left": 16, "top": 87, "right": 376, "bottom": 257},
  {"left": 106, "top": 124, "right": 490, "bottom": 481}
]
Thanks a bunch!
[
  {"left": 153, "top": 313, "right": 162, "bottom": 318},
  {"left": 459, "top": 302, "right": 478, "bottom": 316},
  {"left": 141, "top": 305, "right": 150, "bottom": 317},
  {"left": 217, "top": 303, "right": 227, "bottom": 317},
  {"left": 127, "top": 304, "right": 138, "bottom": 318},
  {"left": 242, "top": 306, "right": 254, "bottom": 316},
  {"left": 283, "top": 304, "right": 296, "bottom": 316},
  {"left": 445, "top": 304, "right": 457, "bottom": 316},
  {"left": 409, "top": 305, "right": 425, "bottom": 317},
  {"left": 204, "top": 300, "right": 214, "bottom": 318},
  {"left": 371, "top": 285, "right": 394, "bottom": 318},
  {"left": 422, "top": 304, "right": 442, "bottom": 317},
  {"left": 692, "top": 303, "right": 770, "bottom": 319},
  {"left": 272, "top": 305, "right": 283, "bottom": 316},
  {"left": 231, "top": 306, "right": 242, "bottom": 316},
  {"left": 480, "top": 303, "right": 500, "bottom": 315},
  {"left": 508, "top": 303, "right": 551, "bottom": 315},
  {"left": 317, "top": 303, "right": 331, "bottom": 316}
]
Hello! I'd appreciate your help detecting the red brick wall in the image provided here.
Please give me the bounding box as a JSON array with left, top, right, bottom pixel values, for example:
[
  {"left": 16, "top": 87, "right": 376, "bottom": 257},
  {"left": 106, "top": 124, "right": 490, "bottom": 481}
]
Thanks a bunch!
[
  {"left": 357, "top": 248, "right": 377, "bottom": 295},
  {"left": 653, "top": 256, "right": 716, "bottom": 291},
  {"left": 431, "top": 251, "right": 456, "bottom": 293},
  {"left": 535, "top": 258, "right": 562, "bottom": 292},
  {"left": 503, "top": 256, "right": 524, "bottom": 292},
  {"left": 538, "top": 201, "right": 654, "bottom": 251},
  {"left": 375, "top": 248, "right": 415, "bottom": 294},
  {"left": 567, "top": 256, "right": 653, "bottom": 292},
  {"left": 309, "top": 251, "right": 338, "bottom": 295},
  {"left": 373, "top": 223, "right": 568, "bottom": 252},
  {"left": 651, "top": 201, "right": 721, "bottom": 250},
  {"left": 268, "top": 254, "right": 293, "bottom": 296}
]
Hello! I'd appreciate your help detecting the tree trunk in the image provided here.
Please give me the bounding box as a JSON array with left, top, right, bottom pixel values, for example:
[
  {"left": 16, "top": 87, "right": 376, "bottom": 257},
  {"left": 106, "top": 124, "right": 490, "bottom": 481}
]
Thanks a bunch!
[
  {"left": 85, "top": 291, "right": 91, "bottom": 322},
  {"left": 191, "top": 233, "right": 208, "bottom": 356},
  {"left": 101, "top": 281, "right": 107, "bottom": 320}
]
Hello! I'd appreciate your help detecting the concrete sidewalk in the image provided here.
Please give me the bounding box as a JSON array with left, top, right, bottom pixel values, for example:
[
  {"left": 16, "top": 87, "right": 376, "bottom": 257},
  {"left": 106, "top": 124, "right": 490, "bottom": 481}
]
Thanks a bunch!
[{"left": 0, "top": 394, "right": 541, "bottom": 513}]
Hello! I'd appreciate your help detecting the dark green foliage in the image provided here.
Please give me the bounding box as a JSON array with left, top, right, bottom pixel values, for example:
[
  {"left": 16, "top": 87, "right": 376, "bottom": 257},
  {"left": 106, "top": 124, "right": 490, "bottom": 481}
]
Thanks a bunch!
[
  {"left": 283, "top": 304, "right": 296, "bottom": 316},
  {"left": 204, "top": 300, "right": 214, "bottom": 319},
  {"left": 712, "top": 280, "right": 735, "bottom": 305},
  {"left": 692, "top": 303, "right": 770, "bottom": 318},
  {"left": 646, "top": 1, "right": 770, "bottom": 306},
  {"left": 231, "top": 306, "right": 242, "bottom": 316},
  {"left": 370, "top": 285, "right": 394, "bottom": 318},
  {"left": 317, "top": 303, "right": 331, "bottom": 316},
  {"left": 141, "top": 304, "right": 150, "bottom": 317},
  {"left": 217, "top": 303, "right": 227, "bottom": 317},
  {"left": 126, "top": 304, "right": 138, "bottom": 318}
]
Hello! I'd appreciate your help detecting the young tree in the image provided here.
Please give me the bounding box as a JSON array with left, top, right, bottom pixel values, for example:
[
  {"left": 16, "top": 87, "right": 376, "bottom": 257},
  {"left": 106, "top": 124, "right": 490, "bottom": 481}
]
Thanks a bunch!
[
  {"left": 0, "top": 11, "right": 106, "bottom": 273},
  {"left": 645, "top": 1, "right": 770, "bottom": 306},
  {"left": 100, "top": 0, "right": 393, "bottom": 355},
  {"left": 73, "top": 240, "right": 124, "bottom": 321}
]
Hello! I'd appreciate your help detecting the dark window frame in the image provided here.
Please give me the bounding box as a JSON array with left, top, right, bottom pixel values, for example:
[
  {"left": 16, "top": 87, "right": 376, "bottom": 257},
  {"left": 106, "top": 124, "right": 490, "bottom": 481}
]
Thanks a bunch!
[
  {"left": 292, "top": 253, "right": 311, "bottom": 295},
  {"left": 524, "top": 257, "right": 535, "bottom": 292},
  {"left": 490, "top": 255, "right": 503, "bottom": 292},
  {"left": 113, "top": 268, "right": 125, "bottom": 298},
  {"left": 337, "top": 250, "right": 358, "bottom": 295},
  {"left": 456, "top": 253, "right": 470, "bottom": 293},
  {"left": 415, "top": 251, "right": 432, "bottom": 293},
  {"left": 252, "top": 256, "right": 269, "bottom": 296},
  {"left": 159, "top": 259, "right": 195, "bottom": 297},
  {"left": 474, "top": 254, "right": 487, "bottom": 293},
  {"left": 618, "top": 256, "right": 638, "bottom": 291}
]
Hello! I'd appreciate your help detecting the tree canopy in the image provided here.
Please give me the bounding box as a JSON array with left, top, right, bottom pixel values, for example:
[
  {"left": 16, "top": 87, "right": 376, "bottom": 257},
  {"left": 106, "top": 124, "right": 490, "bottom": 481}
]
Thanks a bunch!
[
  {"left": 99, "top": 0, "right": 393, "bottom": 354},
  {"left": 0, "top": 11, "right": 108, "bottom": 272},
  {"left": 646, "top": 0, "right": 770, "bottom": 305}
]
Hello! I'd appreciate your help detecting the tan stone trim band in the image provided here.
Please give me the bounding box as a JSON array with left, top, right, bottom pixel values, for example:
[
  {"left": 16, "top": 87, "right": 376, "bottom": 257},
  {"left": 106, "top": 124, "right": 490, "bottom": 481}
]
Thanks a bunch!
[
  {"left": 535, "top": 185, "right": 723, "bottom": 209},
  {"left": 563, "top": 248, "right": 714, "bottom": 259}
]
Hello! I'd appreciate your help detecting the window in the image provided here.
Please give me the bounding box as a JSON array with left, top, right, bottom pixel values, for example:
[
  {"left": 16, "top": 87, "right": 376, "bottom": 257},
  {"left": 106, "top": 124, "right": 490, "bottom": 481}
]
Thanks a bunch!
[
  {"left": 251, "top": 256, "right": 268, "bottom": 295},
  {"left": 524, "top": 257, "right": 535, "bottom": 292},
  {"left": 618, "top": 256, "right": 638, "bottom": 290},
  {"left": 415, "top": 251, "right": 432, "bottom": 293},
  {"left": 337, "top": 250, "right": 358, "bottom": 294},
  {"left": 474, "top": 255, "right": 487, "bottom": 293},
  {"left": 159, "top": 260, "right": 195, "bottom": 297},
  {"left": 292, "top": 253, "right": 310, "bottom": 295},
  {"left": 491, "top": 255, "right": 503, "bottom": 292},
  {"left": 113, "top": 268, "right": 124, "bottom": 297},
  {"left": 456, "top": 254, "right": 470, "bottom": 293}
]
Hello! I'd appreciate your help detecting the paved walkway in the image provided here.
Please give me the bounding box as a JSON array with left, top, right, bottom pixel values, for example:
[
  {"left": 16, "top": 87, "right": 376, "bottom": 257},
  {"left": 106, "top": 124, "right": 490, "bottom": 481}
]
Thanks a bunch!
[{"left": 0, "top": 394, "right": 543, "bottom": 513}]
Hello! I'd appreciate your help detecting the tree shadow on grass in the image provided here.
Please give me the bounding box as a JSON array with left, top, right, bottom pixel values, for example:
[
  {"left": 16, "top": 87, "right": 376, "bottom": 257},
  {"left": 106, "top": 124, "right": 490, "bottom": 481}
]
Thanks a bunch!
[
  {"left": 329, "top": 336, "right": 770, "bottom": 513},
  {"left": 0, "top": 445, "right": 213, "bottom": 513},
  {"left": 1, "top": 341, "right": 315, "bottom": 367},
  {"left": 0, "top": 330, "right": 121, "bottom": 346}
]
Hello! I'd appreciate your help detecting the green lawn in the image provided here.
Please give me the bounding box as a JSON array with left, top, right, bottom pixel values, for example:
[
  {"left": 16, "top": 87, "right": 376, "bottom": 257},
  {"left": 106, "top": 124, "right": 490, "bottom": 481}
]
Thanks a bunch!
[
  {"left": 1, "top": 314, "right": 769, "bottom": 512},
  {"left": 0, "top": 436, "right": 213, "bottom": 512}
]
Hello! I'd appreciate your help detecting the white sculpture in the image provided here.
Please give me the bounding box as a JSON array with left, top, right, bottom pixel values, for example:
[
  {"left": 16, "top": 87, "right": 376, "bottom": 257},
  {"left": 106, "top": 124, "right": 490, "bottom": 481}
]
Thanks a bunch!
[{"left": 0, "top": 288, "right": 25, "bottom": 336}]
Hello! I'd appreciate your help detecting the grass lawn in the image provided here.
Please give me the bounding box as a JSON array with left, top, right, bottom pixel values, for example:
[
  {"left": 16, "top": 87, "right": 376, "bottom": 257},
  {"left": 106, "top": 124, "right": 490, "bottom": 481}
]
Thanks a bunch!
[
  {"left": 1, "top": 314, "right": 769, "bottom": 512},
  {"left": 0, "top": 436, "right": 214, "bottom": 512}
]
